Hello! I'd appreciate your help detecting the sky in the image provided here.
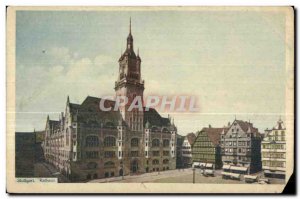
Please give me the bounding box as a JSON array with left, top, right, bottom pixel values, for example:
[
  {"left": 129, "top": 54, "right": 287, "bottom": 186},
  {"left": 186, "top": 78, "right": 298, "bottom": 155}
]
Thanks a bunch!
[{"left": 15, "top": 9, "right": 288, "bottom": 135}]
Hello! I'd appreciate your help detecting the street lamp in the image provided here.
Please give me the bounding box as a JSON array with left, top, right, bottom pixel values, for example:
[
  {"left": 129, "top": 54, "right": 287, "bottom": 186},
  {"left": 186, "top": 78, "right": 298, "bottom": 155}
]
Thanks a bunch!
[
  {"left": 192, "top": 167, "right": 196, "bottom": 184},
  {"left": 121, "top": 160, "right": 124, "bottom": 180}
]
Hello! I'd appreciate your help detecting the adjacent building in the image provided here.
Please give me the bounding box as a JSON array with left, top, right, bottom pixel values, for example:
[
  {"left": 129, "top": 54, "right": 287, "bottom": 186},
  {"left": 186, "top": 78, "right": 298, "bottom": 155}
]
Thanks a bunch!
[
  {"left": 176, "top": 134, "right": 184, "bottom": 168},
  {"left": 15, "top": 132, "right": 35, "bottom": 177},
  {"left": 221, "top": 120, "right": 262, "bottom": 174},
  {"left": 181, "top": 133, "right": 196, "bottom": 167},
  {"left": 43, "top": 20, "right": 177, "bottom": 181},
  {"left": 192, "top": 126, "right": 226, "bottom": 169},
  {"left": 261, "top": 118, "right": 286, "bottom": 178}
]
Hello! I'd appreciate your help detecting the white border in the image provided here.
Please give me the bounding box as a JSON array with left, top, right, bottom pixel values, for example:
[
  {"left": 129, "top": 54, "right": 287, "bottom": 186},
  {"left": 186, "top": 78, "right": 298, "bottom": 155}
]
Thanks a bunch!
[{"left": 1, "top": 0, "right": 298, "bottom": 198}]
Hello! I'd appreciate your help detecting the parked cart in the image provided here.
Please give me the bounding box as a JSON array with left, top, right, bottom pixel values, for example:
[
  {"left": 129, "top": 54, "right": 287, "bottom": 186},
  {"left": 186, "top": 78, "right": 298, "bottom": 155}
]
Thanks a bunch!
[
  {"left": 203, "top": 169, "right": 214, "bottom": 177},
  {"left": 244, "top": 175, "right": 258, "bottom": 183}
]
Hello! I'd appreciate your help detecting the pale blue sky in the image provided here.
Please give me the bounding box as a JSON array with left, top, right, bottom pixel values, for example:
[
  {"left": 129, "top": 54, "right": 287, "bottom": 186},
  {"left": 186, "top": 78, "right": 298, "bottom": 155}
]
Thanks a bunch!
[{"left": 16, "top": 10, "right": 287, "bottom": 134}]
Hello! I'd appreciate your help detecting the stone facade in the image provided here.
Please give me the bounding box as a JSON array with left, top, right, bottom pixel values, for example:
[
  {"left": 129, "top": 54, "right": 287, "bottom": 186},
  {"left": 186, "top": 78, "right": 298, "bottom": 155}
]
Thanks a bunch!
[
  {"left": 261, "top": 118, "right": 286, "bottom": 178},
  {"left": 220, "top": 120, "right": 262, "bottom": 174},
  {"left": 43, "top": 20, "right": 177, "bottom": 181}
]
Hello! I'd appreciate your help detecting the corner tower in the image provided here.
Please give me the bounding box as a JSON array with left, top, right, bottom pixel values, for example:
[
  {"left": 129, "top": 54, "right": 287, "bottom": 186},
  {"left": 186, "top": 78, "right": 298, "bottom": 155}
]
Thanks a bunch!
[{"left": 115, "top": 18, "right": 144, "bottom": 132}]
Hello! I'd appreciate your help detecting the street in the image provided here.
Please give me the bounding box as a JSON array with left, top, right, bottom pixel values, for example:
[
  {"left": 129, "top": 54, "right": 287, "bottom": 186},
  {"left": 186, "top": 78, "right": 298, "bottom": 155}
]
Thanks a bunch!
[{"left": 89, "top": 168, "right": 285, "bottom": 184}]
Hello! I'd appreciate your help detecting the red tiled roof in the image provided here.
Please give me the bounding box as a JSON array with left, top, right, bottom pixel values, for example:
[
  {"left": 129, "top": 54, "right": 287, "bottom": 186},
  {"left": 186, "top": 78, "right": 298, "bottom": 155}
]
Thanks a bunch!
[
  {"left": 185, "top": 132, "right": 196, "bottom": 145},
  {"left": 235, "top": 120, "right": 259, "bottom": 135},
  {"left": 201, "top": 127, "right": 229, "bottom": 146}
]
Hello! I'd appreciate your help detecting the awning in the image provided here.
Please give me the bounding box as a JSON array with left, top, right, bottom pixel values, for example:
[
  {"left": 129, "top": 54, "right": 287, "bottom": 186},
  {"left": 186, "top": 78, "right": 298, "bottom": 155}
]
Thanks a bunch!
[
  {"left": 230, "top": 166, "right": 248, "bottom": 172},
  {"left": 206, "top": 163, "right": 213, "bottom": 168},
  {"left": 264, "top": 170, "right": 285, "bottom": 175},
  {"left": 221, "top": 172, "right": 240, "bottom": 178},
  {"left": 192, "top": 162, "right": 200, "bottom": 167},
  {"left": 275, "top": 171, "right": 286, "bottom": 175},
  {"left": 199, "top": 163, "right": 206, "bottom": 167},
  {"left": 244, "top": 175, "right": 258, "bottom": 180},
  {"left": 221, "top": 171, "right": 231, "bottom": 176},
  {"left": 222, "top": 165, "right": 231, "bottom": 170}
]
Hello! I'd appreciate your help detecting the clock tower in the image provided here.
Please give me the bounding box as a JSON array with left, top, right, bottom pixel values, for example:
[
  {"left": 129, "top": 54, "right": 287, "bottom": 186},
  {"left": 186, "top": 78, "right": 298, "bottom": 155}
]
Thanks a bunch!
[{"left": 115, "top": 18, "right": 144, "bottom": 132}]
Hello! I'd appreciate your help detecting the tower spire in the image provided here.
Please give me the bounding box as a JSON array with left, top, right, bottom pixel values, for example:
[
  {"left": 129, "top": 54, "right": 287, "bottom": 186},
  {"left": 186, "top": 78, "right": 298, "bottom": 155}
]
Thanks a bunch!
[{"left": 129, "top": 17, "right": 131, "bottom": 34}]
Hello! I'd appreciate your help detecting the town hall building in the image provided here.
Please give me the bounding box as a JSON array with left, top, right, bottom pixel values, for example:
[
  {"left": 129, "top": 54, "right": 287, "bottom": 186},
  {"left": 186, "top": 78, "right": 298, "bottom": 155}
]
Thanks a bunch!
[{"left": 43, "top": 20, "right": 177, "bottom": 181}]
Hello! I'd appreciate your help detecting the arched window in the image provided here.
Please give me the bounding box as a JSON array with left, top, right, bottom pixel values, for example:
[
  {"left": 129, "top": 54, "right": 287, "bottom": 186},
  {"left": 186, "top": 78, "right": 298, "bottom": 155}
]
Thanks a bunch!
[
  {"left": 163, "top": 139, "right": 170, "bottom": 147},
  {"left": 162, "top": 128, "right": 169, "bottom": 133},
  {"left": 104, "top": 136, "right": 116, "bottom": 147},
  {"left": 151, "top": 126, "right": 159, "bottom": 132},
  {"left": 152, "top": 159, "right": 159, "bottom": 165},
  {"left": 152, "top": 139, "right": 160, "bottom": 147},
  {"left": 163, "top": 159, "right": 169, "bottom": 164},
  {"left": 105, "top": 121, "right": 115, "bottom": 129},
  {"left": 104, "top": 161, "right": 115, "bottom": 168},
  {"left": 85, "top": 136, "right": 99, "bottom": 147},
  {"left": 87, "top": 162, "right": 98, "bottom": 169},
  {"left": 131, "top": 138, "right": 139, "bottom": 147}
]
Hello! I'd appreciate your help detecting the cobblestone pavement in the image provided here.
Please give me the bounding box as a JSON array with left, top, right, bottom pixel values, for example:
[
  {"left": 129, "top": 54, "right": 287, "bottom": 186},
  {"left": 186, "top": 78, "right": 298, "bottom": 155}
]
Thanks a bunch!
[{"left": 89, "top": 168, "right": 285, "bottom": 184}]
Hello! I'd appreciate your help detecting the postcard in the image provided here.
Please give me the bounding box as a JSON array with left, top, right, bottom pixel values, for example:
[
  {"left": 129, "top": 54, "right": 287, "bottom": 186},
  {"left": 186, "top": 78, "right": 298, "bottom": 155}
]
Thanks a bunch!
[{"left": 6, "top": 6, "right": 294, "bottom": 194}]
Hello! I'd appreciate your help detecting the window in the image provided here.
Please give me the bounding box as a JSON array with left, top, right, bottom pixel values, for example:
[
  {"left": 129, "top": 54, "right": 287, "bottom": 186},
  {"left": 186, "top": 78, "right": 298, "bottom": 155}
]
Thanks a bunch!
[
  {"left": 152, "top": 159, "right": 159, "bottom": 165},
  {"left": 86, "top": 151, "right": 98, "bottom": 159},
  {"left": 163, "top": 151, "right": 169, "bottom": 156},
  {"left": 66, "top": 129, "right": 69, "bottom": 146},
  {"left": 104, "top": 136, "right": 116, "bottom": 147},
  {"left": 163, "top": 139, "right": 170, "bottom": 147},
  {"left": 131, "top": 138, "right": 139, "bottom": 147},
  {"left": 85, "top": 136, "right": 99, "bottom": 147},
  {"left": 152, "top": 139, "right": 160, "bottom": 147},
  {"left": 87, "top": 162, "right": 98, "bottom": 169},
  {"left": 152, "top": 151, "right": 160, "bottom": 156},
  {"left": 163, "top": 159, "right": 169, "bottom": 164},
  {"left": 104, "top": 161, "right": 115, "bottom": 168},
  {"left": 104, "top": 151, "right": 115, "bottom": 158},
  {"left": 131, "top": 151, "right": 139, "bottom": 157}
]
